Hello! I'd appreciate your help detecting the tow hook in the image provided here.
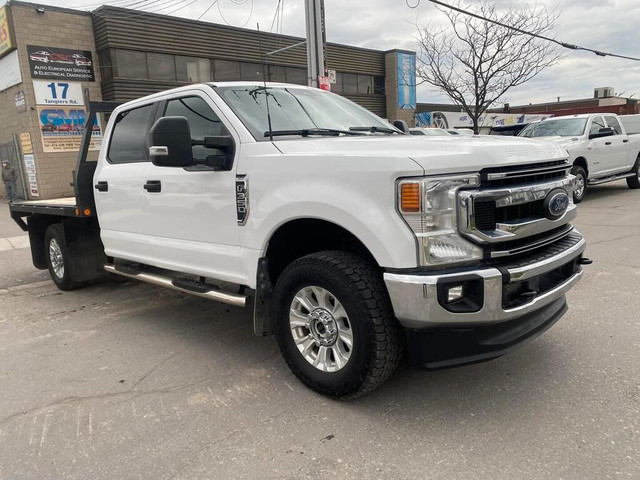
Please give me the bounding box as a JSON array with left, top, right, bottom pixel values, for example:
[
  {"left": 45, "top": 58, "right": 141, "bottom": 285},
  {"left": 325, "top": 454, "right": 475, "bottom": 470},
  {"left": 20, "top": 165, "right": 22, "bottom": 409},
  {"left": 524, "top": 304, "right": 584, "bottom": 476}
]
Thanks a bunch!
[{"left": 578, "top": 257, "right": 593, "bottom": 265}]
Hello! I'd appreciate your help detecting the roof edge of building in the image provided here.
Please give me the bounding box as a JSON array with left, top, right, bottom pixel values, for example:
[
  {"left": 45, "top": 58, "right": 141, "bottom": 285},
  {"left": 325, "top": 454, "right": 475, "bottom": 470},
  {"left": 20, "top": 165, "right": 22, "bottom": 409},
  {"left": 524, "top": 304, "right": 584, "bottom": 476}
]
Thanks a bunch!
[{"left": 7, "top": 0, "right": 92, "bottom": 17}]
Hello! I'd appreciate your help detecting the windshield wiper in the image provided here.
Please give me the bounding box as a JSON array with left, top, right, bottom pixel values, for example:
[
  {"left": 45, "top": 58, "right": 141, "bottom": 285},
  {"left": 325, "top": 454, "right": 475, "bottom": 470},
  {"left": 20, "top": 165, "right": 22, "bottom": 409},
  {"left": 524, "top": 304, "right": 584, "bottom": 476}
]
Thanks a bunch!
[
  {"left": 349, "top": 126, "right": 402, "bottom": 134},
  {"left": 264, "top": 128, "right": 363, "bottom": 138}
]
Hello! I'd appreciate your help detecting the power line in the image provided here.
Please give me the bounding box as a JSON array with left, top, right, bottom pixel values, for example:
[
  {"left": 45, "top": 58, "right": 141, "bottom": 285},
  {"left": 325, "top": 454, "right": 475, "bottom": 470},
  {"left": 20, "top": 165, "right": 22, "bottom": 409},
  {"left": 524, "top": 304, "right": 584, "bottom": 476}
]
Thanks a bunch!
[
  {"left": 196, "top": 0, "right": 219, "bottom": 20},
  {"left": 416, "top": 0, "right": 640, "bottom": 62},
  {"left": 217, "top": 0, "right": 254, "bottom": 28}
]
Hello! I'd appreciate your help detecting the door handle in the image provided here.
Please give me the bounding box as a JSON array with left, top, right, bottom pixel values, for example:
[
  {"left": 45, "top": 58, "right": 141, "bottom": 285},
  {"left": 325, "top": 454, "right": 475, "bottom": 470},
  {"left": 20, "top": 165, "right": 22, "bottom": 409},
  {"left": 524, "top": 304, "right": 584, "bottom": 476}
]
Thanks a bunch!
[
  {"left": 623, "top": 139, "right": 629, "bottom": 143},
  {"left": 605, "top": 141, "right": 612, "bottom": 145},
  {"left": 143, "top": 180, "right": 162, "bottom": 193},
  {"left": 95, "top": 181, "right": 108, "bottom": 192}
]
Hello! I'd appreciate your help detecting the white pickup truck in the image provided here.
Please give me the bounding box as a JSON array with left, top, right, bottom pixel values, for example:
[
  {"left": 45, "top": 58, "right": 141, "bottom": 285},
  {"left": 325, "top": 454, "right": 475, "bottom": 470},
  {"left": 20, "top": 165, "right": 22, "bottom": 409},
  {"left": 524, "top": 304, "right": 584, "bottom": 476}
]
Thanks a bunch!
[
  {"left": 10, "top": 82, "right": 589, "bottom": 398},
  {"left": 519, "top": 113, "right": 640, "bottom": 202}
]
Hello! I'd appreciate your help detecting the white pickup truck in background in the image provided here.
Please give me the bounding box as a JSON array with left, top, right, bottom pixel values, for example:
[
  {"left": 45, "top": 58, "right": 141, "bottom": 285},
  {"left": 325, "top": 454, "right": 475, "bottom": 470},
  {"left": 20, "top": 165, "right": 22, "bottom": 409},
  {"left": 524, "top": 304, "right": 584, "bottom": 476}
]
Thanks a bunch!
[
  {"left": 10, "top": 82, "right": 589, "bottom": 398},
  {"left": 519, "top": 113, "right": 640, "bottom": 202}
]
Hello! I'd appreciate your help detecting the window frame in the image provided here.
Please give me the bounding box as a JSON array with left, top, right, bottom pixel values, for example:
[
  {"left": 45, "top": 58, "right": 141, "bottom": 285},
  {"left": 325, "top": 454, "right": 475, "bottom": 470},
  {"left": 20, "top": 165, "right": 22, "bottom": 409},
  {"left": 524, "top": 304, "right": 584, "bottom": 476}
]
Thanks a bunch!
[{"left": 604, "top": 116, "right": 623, "bottom": 135}]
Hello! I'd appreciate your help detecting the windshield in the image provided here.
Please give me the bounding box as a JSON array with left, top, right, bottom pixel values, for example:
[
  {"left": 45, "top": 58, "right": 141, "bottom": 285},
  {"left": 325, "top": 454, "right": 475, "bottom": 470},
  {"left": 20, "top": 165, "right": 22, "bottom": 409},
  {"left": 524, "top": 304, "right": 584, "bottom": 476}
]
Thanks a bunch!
[
  {"left": 519, "top": 118, "right": 587, "bottom": 138},
  {"left": 214, "top": 85, "right": 397, "bottom": 140}
]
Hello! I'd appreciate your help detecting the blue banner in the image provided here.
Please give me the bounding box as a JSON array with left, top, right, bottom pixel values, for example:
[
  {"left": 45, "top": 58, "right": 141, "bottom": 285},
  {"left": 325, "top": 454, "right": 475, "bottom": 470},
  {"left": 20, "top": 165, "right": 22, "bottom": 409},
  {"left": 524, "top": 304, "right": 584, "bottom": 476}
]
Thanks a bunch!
[{"left": 397, "top": 52, "right": 416, "bottom": 109}]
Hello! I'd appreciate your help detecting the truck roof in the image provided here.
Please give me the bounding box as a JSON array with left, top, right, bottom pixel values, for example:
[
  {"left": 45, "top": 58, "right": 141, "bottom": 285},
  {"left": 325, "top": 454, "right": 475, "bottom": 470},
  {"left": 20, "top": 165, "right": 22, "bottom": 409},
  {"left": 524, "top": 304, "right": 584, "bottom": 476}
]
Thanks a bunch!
[{"left": 542, "top": 113, "right": 614, "bottom": 121}]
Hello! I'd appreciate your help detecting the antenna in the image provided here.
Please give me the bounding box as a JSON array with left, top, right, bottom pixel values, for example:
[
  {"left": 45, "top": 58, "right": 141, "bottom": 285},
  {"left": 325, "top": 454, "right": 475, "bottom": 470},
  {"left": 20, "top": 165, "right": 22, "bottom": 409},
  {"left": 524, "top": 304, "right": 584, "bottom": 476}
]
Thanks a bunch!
[{"left": 257, "top": 23, "right": 274, "bottom": 142}]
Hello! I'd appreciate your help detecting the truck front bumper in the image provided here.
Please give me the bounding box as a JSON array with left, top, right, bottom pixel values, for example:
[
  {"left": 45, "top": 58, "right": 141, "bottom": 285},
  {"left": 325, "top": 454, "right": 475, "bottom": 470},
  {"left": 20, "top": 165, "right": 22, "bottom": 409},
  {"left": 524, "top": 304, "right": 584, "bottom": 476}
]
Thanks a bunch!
[{"left": 383, "top": 230, "right": 586, "bottom": 369}]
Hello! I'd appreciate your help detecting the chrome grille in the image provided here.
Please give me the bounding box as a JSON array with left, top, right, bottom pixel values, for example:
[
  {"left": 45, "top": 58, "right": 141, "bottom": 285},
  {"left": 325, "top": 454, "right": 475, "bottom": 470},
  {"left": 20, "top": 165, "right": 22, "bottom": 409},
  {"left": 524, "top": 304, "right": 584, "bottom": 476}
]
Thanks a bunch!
[
  {"left": 459, "top": 161, "right": 576, "bottom": 259},
  {"left": 481, "top": 160, "right": 570, "bottom": 188}
]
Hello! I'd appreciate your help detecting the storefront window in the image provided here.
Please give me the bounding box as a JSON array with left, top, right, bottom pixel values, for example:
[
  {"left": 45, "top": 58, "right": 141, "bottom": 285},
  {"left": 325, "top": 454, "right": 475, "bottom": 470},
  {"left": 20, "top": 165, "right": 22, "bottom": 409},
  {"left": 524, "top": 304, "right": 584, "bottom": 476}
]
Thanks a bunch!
[
  {"left": 357, "top": 75, "right": 372, "bottom": 94},
  {"left": 342, "top": 73, "right": 358, "bottom": 93},
  {"left": 176, "top": 56, "right": 211, "bottom": 83},
  {"left": 147, "top": 53, "right": 176, "bottom": 81},
  {"left": 215, "top": 60, "right": 240, "bottom": 81},
  {"left": 99, "top": 50, "right": 113, "bottom": 81},
  {"left": 240, "top": 62, "right": 263, "bottom": 81},
  {"left": 374, "top": 76, "right": 385, "bottom": 94},
  {"left": 114, "top": 49, "right": 147, "bottom": 79},
  {"left": 286, "top": 67, "right": 307, "bottom": 85}
]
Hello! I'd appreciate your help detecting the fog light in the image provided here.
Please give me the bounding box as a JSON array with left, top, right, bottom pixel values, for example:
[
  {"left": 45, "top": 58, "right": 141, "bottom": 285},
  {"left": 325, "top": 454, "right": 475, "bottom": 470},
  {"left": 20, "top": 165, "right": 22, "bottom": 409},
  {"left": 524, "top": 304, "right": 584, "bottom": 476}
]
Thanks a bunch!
[{"left": 446, "top": 285, "right": 464, "bottom": 303}]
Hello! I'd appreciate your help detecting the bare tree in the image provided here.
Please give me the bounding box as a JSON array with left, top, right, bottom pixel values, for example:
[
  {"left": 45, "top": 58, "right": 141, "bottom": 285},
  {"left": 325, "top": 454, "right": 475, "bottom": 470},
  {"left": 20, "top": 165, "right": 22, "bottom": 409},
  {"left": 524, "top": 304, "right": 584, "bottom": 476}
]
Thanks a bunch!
[{"left": 415, "top": 1, "right": 563, "bottom": 133}]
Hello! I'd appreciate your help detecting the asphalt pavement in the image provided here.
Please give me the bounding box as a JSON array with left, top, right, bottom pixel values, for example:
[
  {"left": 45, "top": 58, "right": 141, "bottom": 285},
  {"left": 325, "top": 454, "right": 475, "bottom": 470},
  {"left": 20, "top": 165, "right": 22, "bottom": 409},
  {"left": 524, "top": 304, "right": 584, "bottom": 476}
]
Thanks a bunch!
[{"left": 0, "top": 182, "right": 638, "bottom": 480}]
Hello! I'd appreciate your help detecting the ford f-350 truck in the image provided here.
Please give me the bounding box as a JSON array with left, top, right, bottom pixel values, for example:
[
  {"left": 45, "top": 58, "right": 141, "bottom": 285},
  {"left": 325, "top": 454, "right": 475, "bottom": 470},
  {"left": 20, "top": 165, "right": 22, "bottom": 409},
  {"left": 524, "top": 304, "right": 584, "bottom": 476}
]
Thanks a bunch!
[{"left": 10, "top": 83, "right": 589, "bottom": 398}]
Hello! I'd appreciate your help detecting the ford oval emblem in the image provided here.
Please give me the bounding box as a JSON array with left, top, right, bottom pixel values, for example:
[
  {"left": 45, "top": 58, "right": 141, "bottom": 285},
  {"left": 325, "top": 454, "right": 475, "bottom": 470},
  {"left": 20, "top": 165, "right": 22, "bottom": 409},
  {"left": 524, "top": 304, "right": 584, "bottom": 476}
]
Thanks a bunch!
[{"left": 544, "top": 189, "right": 570, "bottom": 220}]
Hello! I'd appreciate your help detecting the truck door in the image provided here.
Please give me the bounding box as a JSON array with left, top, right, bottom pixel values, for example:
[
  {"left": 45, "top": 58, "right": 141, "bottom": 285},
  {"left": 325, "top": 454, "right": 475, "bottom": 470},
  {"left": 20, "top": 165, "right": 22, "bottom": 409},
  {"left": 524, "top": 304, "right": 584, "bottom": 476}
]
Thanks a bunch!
[
  {"left": 604, "top": 116, "right": 632, "bottom": 172},
  {"left": 94, "top": 102, "right": 159, "bottom": 261},
  {"left": 587, "top": 116, "right": 616, "bottom": 177},
  {"left": 140, "top": 93, "right": 243, "bottom": 284}
]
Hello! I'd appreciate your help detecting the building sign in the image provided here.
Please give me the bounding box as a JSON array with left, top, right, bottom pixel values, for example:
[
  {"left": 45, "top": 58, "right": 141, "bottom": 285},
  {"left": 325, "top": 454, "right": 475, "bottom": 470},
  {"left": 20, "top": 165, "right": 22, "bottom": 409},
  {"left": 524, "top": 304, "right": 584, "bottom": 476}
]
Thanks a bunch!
[
  {"left": 23, "top": 154, "right": 39, "bottom": 197},
  {"left": 14, "top": 91, "right": 26, "bottom": 113},
  {"left": 318, "top": 75, "right": 330, "bottom": 91},
  {"left": 19, "top": 133, "right": 33, "bottom": 154},
  {"left": 0, "top": 50, "right": 21, "bottom": 91},
  {"left": 27, "top": 45, "right": 95, "bottom": 81},
  {"left": 37, "top": 105, "right": 102, "bottom": 153},
  {"left": 34, "top": 81, "right": 102, "bottom": 153},
  {"left": 397, "top": 52, "right": 416, "bottom": 110},
  {"left": 416, "top": 111, "right": 553, "bottom": 129},
  {"left": 0, "top": 6, "right": 16, "bottom": 59},
  {"left": 33, "top": 80, "right": 84, "bottom": 106},
  {"left": 327, "top": 69, "right": 336, "bottom": 84}
]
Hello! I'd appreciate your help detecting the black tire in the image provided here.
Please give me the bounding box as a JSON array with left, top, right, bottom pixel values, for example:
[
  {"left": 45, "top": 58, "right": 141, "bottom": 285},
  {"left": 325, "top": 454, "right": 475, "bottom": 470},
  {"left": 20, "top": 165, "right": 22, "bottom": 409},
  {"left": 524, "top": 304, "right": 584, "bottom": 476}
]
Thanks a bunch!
[
  {"left": 571, "top": 165, "right": 587, "bottom": 203},
  {"left": 626, "top": 156, "right": 640, "bottom": 189},
  {"left": 273, "top": 251, "right": 402, "bottom": 399},
  {"left": 44, "top": 224, "right": 80, "bottom": 291}
]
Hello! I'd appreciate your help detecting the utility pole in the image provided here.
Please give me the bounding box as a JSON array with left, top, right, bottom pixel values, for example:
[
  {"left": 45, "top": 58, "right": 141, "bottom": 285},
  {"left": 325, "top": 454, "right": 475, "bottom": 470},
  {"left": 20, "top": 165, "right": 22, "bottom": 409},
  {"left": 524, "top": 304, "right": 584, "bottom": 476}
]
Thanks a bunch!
[{"left": 304, "top": 0, "right": 327, "bottom": 88}]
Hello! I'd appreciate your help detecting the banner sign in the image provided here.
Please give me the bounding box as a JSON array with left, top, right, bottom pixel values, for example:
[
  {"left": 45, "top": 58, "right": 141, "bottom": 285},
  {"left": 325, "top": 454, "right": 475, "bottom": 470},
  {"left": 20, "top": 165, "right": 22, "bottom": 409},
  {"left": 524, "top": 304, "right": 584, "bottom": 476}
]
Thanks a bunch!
[
  {"left": 14, "top": 91, "right": 26, "bottom": 113},
  {"left": 27, "top": 45, "right": 95, "bottom": 81},
  {"left": 37, "top": 105, "right": 102, "bottom": 153},
  {"left": 0, "top": 50, "right": 21, "bottom": 91},
  {"left": 0, "top": 6, "right": 16, "bottom": 59},
  {"left": 397, "top": 52, "right": 416, "bottom": 110},
  {"left": 33, "top": 80, "right": 84, "bottom": 106},
  {"left": 19, "top": 133, "right": 33, "bottom": 154},
  {"left": 23, "top": 154, "right": 39, "bottom": 197}
]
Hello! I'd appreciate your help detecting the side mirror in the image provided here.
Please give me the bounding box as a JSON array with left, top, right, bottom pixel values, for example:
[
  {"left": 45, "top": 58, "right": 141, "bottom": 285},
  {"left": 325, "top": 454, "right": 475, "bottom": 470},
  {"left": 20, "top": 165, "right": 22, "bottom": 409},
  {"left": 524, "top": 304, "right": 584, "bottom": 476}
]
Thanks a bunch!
[
  {"left": 148, "top": 116, "right": 194, "bottom": 167},
  {"left": 393, "top": 120, "right": 409, "bottom": 133},
  {"left": 589, "top": 127, "right": 615, "bottom": 139}
]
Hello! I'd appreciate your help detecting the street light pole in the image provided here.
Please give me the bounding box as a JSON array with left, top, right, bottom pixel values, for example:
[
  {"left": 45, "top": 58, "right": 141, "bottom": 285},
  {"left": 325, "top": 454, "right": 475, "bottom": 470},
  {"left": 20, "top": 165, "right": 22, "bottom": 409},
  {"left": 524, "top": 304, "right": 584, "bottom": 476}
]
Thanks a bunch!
[{"left": 304, "top": 0, "right": 326, "bottom": 87}]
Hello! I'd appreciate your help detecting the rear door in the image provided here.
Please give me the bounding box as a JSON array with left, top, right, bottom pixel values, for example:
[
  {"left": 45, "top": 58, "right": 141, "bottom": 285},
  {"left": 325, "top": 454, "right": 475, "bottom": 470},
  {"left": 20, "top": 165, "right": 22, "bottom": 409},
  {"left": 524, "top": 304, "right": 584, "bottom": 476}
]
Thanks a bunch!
[
  {"left": 604, "top": 116, "right": 632, "bottom": 171},
  {"left": 139, "top": 91, "right": 243, "bottom": 284},
  {"left": 94, "top": 101, "right": 160, "bottom": 261},
  {"left": 587, "top": 116, "right": 612, "bottom": 177}
]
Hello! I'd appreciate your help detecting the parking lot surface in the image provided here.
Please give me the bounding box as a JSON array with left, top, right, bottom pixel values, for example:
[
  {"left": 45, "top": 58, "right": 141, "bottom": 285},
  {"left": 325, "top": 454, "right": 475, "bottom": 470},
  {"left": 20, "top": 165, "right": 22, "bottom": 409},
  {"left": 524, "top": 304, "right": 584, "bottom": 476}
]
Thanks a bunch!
[{"left": 0, "top": 182, "right": 638, "bottom": 480}]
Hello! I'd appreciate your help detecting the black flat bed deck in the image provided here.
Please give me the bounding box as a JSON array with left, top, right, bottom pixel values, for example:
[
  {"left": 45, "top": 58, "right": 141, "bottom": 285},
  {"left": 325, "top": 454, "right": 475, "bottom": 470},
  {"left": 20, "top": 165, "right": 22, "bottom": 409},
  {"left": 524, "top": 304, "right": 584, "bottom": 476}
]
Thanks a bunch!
[{"left": 10, "top": 197, "right": 77, "bottom": 217}]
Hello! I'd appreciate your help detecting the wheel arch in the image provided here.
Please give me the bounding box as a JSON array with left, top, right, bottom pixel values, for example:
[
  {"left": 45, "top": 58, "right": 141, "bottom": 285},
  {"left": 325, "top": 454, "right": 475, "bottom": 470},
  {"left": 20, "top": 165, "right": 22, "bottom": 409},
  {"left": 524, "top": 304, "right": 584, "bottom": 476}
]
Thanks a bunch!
[{"left": 573, "top": 156, "right": 589, "bottom": 175}]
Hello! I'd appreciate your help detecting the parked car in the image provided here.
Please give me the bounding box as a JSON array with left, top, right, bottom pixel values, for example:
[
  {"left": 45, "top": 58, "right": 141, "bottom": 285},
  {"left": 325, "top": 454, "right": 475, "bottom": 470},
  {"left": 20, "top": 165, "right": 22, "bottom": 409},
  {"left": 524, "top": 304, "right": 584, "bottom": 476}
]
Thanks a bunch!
[
  {"left": 489, "top": 124, "right": 530, "bottom": 136},
  {"left": 409, "top": 127, "right": 451, "bottom": 136},
  {"left": 446, "top": 128, "right": 474, "bottom": 136},
  {"left": 519, "top": 114, "right": 640, "bottom": 202},
  {"left": 10, "top": 83, "right": 588, "bottom": 398}
]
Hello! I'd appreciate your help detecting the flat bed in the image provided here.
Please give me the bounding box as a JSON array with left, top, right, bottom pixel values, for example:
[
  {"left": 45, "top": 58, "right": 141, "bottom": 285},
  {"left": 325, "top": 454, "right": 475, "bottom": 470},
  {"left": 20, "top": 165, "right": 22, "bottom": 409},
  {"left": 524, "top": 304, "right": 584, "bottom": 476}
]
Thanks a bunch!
[{"left": 10, "top": 197, "right": 77, "bottom": 216}]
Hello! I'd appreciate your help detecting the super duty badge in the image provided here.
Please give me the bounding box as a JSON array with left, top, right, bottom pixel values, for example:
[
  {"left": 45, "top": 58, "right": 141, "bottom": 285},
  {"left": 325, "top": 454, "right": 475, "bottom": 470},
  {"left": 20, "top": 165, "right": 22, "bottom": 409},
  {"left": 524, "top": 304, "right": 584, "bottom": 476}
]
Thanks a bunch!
[{"left": 236, "top": 175, "right": 249, "bottom": 226}]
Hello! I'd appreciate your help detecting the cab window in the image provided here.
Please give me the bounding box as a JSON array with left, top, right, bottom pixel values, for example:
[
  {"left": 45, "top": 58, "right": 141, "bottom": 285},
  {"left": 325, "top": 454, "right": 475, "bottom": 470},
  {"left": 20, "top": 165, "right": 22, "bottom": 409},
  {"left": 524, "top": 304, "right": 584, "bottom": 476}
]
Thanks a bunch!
[
  {"left": 108, "top": 103, "right": 156, "bottom": 163},
  {"left": 163, "top": 96, "right": 229, "bottom": 160},
  {"left": 589, "top": 116, "right": 605, "bottom": 135},
  {"left": 604, "top": 116, "right": 622, "bottom": 135}
]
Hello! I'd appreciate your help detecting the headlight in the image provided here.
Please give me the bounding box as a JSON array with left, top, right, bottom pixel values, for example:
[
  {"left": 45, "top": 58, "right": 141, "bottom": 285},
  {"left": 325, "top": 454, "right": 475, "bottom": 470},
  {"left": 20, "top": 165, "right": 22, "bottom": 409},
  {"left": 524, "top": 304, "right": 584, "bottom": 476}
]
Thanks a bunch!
[{"left": 398, "top": 174, "right": 483, "bottom": 266}]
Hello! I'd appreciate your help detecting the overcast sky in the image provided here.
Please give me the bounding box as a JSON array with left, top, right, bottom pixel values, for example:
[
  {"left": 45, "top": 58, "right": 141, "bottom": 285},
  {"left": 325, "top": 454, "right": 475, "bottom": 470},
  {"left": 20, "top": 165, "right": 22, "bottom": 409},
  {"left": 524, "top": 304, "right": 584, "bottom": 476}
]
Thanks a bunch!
[{"left": 6, "top": 0, "right": 640, "bottom": 106}]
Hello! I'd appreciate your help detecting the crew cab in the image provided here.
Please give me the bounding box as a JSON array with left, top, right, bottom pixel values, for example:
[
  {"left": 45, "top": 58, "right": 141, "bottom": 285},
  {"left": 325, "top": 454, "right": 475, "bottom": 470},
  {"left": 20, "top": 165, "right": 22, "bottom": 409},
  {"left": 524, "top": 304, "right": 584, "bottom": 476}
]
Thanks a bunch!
[
  {"left": 519, "top": 114, "right": 640, "bottom": 202},
  {"left": 9, "top": 83, "right": 589, "bottom": 398}
]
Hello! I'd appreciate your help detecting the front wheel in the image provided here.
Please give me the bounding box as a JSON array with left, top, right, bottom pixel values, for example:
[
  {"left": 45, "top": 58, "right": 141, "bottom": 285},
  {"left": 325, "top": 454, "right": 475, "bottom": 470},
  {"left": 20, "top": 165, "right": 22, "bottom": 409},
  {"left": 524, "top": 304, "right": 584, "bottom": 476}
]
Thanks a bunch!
[
  {"left": 273, "top": 251, "right": 402, "bottom": 399},
  {"left": 626, "top": 156, "right": 640, "bottom": 189},
  {"left": 571, "top": 165, "right": 587, "bottom": 203},
  {"left": 45, "top": 224, "right": 80, "bottom": 291}
]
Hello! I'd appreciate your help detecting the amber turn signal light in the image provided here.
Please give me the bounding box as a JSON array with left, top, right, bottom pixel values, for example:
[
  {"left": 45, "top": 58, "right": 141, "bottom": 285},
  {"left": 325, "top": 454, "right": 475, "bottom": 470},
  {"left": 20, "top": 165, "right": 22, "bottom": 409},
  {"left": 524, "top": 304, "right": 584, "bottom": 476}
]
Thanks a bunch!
[{"left": 400, "top": 183, "right": 421, "bottom": 212}]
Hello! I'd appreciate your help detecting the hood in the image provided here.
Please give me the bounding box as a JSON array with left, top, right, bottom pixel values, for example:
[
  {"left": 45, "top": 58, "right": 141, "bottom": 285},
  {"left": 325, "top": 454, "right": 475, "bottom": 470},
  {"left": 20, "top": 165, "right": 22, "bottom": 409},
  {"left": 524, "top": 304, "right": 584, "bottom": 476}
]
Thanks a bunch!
[{"left": 273, "top": 134, "right": 567, "bottom": 175}]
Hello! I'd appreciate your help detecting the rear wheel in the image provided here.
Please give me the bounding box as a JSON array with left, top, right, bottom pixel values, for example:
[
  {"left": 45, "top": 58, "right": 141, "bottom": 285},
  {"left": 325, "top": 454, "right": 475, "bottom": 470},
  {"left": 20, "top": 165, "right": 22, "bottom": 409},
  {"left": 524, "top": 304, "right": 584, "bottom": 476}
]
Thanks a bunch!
[
  {"left": 273, "top": 251, "right": 402, "bottom": 399},
  {"left": 45, "top": 224, "right": 80, "bottom": 291},
  {"left": 571, "top": 165, "right": 587, "bottom": 203},
  {"left": 626, "top": 156, "right": 640, "bottom": 189}
]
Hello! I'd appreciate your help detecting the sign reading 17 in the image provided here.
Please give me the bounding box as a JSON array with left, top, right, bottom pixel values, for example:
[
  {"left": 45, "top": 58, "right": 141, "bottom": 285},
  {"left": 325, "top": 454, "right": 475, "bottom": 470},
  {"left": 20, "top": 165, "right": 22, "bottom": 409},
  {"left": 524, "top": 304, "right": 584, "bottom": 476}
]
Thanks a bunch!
[{"left": 47, "top": 82, "right": 69, "bottom": 99}]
